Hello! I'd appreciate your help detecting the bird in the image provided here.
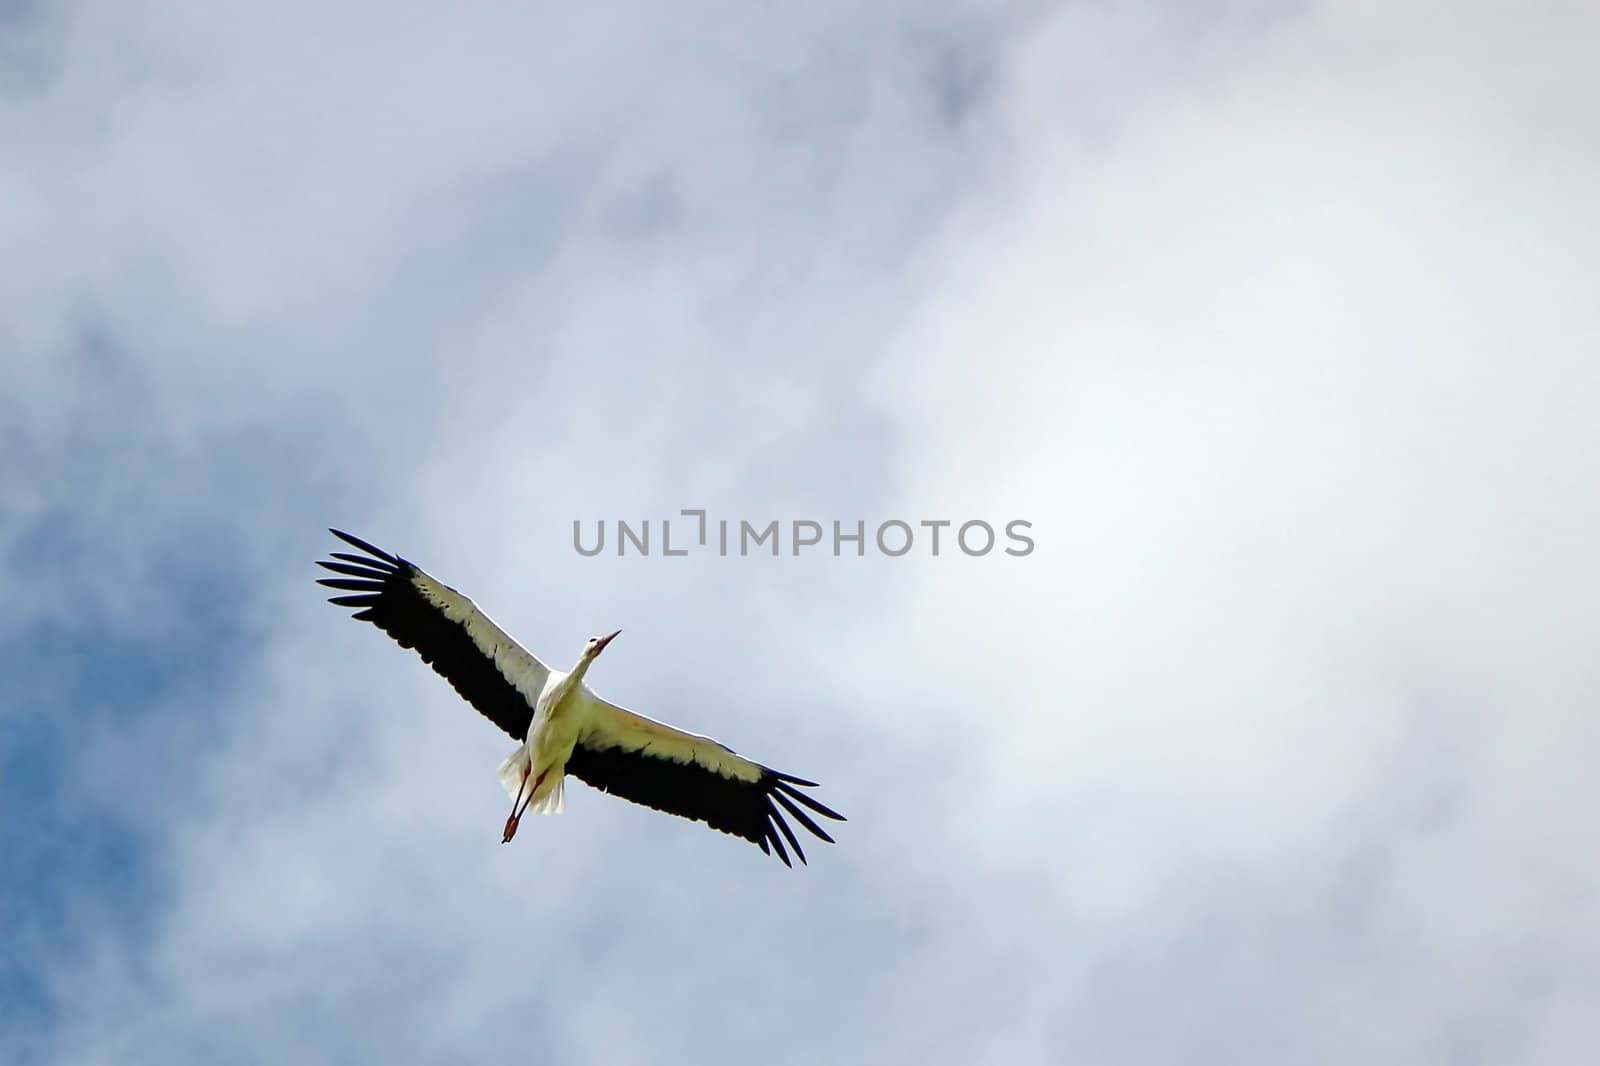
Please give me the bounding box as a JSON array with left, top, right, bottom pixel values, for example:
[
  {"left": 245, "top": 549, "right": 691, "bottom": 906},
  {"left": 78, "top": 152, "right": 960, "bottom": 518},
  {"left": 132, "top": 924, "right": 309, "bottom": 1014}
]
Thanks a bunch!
[{"left": 315, "top": 528, "right": 844, "bottom": 865}]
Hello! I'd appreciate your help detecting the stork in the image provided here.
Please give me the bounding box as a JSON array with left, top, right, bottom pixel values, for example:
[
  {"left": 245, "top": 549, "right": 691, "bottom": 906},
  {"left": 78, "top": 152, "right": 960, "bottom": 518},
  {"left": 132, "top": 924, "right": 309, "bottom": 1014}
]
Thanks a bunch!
[{"left": 315, "top": 529, "right": 844, "bottom": 865}]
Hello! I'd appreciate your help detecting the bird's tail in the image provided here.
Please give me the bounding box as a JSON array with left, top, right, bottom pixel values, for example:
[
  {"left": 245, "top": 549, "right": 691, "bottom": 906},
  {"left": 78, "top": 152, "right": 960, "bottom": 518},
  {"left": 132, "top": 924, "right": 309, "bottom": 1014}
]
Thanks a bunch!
[
  {"left": 496, "top": 748, "right": 566, "bottom": 815},
  {"left": 527, "top": 774, "right": 565, "bottom": 815},
  {"left": 497, "top": 748, "right": 530, "bottom": 799}
]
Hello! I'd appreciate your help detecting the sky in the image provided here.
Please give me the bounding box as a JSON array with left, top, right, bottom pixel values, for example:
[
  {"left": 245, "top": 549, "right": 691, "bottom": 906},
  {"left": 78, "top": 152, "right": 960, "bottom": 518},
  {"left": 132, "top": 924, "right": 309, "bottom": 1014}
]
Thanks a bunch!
[{"left": 2, "top": 1, "right": 1597, "bottom": 1063}]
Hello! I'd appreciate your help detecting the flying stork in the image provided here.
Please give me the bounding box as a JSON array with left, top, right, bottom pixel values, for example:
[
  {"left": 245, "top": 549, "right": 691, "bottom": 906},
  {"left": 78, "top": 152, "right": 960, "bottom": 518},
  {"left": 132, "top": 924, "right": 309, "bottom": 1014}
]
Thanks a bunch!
[{"left": 315, "top": 529, "right": 844, "bottom": 865}]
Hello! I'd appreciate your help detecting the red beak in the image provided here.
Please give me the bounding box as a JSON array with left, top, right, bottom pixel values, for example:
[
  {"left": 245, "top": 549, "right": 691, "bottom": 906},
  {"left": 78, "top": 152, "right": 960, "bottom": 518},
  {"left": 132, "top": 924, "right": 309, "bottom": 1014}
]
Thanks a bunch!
[{"left": 594, "top": 629, "right": 622, "bottom": 654}]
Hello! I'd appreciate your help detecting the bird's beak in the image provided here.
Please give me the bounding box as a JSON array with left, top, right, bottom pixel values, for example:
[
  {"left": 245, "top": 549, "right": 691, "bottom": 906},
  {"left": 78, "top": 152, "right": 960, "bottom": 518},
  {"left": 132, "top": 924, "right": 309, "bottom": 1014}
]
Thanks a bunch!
[{"left": 594, "top": 629, "right": 622, "bottom": 654}]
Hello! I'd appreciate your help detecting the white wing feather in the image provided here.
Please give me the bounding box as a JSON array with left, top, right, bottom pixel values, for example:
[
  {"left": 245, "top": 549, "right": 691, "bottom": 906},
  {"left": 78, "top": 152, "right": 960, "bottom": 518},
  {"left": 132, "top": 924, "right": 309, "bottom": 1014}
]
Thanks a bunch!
[
  {"left": 573, "top": 689, "right": 764, "bottom": 783},
  {"left": 408, "top": 569, "right": 553, "bottom": 705}
]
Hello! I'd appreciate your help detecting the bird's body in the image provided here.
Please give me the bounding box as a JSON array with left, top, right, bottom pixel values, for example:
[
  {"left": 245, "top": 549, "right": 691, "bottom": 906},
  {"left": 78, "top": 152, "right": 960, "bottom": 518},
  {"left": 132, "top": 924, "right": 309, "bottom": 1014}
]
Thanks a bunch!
[
  {"left": 499, "top": 672, "right": 580, "bottom": 818},
  {"left": 497, "top": 664, "right": 602, "bottom": 826},
  {"left": 316, "top": 529, "right": 844, "bottom": 865}
]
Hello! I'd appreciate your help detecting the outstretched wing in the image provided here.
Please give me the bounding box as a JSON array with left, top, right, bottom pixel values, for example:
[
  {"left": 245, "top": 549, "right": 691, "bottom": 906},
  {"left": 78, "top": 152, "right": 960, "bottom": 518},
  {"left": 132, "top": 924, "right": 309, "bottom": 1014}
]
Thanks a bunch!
[
  {"left": 316, "top": 529, "right": 551, "bottom": 740},
  {"left": 566, "top": 693, "right": 845, "bottom": 866}
]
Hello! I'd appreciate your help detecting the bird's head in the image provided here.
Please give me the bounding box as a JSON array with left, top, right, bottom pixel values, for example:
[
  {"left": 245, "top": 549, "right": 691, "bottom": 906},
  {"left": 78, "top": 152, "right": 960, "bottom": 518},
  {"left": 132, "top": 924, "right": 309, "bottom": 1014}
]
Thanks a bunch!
[{"left": 584, "top": 629, "right": 622, "bottom": 661}]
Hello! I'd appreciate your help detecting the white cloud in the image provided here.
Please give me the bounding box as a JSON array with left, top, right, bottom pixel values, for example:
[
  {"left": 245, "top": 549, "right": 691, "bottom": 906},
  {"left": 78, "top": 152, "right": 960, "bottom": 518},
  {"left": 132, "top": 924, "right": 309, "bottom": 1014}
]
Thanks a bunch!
[
  {"left": 4, "top": 2, "right": 1596, "bottom": 1064},
  {"left": 853, "top": 2, "right": 1600, "bottom": 1061}
]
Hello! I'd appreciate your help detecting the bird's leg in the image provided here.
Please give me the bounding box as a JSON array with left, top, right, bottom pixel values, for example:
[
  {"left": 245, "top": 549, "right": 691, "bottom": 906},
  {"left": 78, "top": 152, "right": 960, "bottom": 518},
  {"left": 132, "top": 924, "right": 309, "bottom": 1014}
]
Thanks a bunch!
[
  {"left": 503, "top": 765, "right": 531, "bottom": 843},
  {"left": 521, "top": 768, "right": 553, "bottom": 816},
  {"left": 501, "top": 769, "right": 547, "bottom": 844}
]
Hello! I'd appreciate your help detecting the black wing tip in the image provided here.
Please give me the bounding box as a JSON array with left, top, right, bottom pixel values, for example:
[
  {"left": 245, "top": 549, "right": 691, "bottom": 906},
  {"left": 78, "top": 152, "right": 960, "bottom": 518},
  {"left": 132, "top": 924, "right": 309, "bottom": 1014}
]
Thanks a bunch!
[
  {"left": 772, "top": 792, "right": 837, "bottom": 843},
  {"left": 752, "top": 768, "right": 845, "bottom": 864},
  {"left": 327, "top": 593, "right": 382, "bottom": 608},
  {"left": 764, "top": 831, "right": 806, "bottom": 867},
  {"left": 766, "top": 827, "right": 793, "bottom": 867},
  {"left": 765, "top": 769, "right": 847, "bottom": 819},
  {"left": 316, "top": 560, "right": 395, "bottom": 581},
  {"left": 329, "top": 551, "right": 398, "bottom": 571},
  {"left": 772, "top": 779, "right": 847, "bottom": 822},
  {"left": 767, "top": 803, "right": 807, "bottom": 866},
  {"left": 316, "top": 578, "right": 386, "bottom": 592},
  {"left": 768, "top": 768, "right": 820, "bottom": 788},
  {"left": 327, "top": 528, "right": 400, "bottom": 565}
]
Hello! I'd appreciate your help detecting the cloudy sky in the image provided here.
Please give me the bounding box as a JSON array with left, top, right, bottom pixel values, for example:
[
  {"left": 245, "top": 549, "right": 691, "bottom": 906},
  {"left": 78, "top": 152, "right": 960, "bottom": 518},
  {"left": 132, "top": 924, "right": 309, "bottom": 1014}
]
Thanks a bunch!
[{"left": 3, "top": 2, "right": 1597, "bottom": 1063}]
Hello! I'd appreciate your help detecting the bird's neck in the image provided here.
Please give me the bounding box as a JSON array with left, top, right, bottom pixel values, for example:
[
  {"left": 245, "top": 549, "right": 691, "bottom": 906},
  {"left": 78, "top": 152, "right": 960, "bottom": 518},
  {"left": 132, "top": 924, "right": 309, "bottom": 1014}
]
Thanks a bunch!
[
  {"left": 538, "top": 663, "right": 588, "bottom": 720},
  {"left": 566, "top": 655, "right": 594, "bottom": 685}
]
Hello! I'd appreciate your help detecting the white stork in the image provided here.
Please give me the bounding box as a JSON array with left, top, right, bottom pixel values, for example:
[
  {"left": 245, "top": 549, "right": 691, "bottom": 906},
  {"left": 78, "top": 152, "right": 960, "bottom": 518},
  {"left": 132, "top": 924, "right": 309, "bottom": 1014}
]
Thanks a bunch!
[{"left": 315, "top": 529, "right": 844, "bottom": 865}]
